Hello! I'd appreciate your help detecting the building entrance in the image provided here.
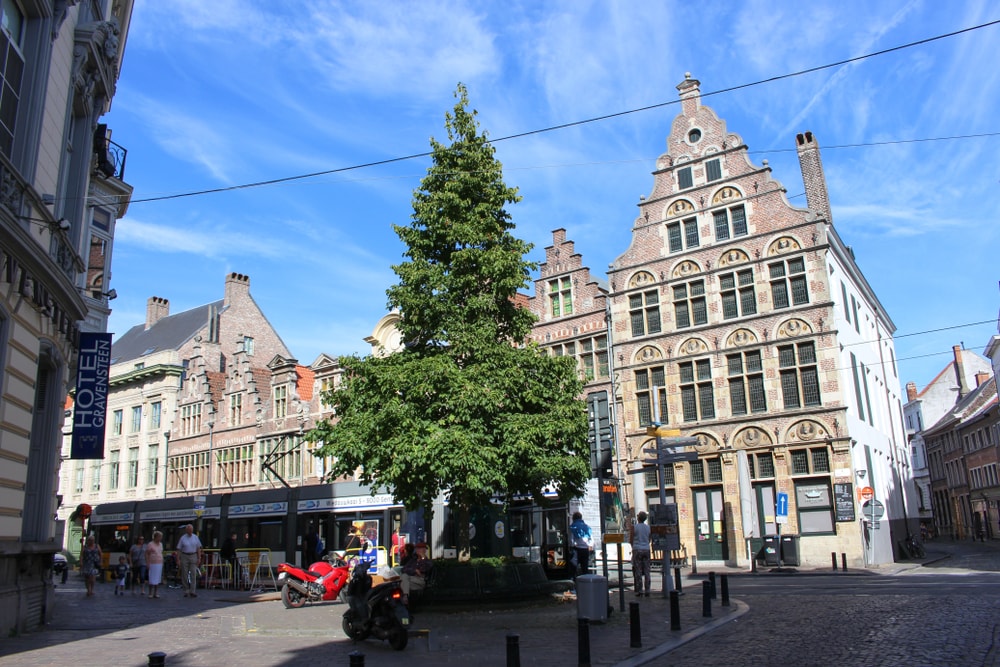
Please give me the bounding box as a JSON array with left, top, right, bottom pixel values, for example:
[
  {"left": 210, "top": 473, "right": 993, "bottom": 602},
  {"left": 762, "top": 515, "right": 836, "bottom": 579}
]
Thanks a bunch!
[{"left": 694, "top": 488, "right": 727, "bottom": 561}]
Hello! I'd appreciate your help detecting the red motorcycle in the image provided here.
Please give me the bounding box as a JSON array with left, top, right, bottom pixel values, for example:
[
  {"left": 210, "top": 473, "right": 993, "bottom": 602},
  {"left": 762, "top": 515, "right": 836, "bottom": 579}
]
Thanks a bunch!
[{"left": 276, "top": 553, "right": 351, "bottom": 608}]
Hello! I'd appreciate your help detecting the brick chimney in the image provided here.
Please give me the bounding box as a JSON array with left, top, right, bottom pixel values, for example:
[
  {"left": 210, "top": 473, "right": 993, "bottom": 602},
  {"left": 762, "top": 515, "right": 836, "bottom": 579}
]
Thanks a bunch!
[
  {"left": 146, "top": 296, "right": 169, "bottom": 330},
  {"left": 954, "top": 345, "right": 970, "bottom": 399},
  {"left": 905, "top": 381, "right": 918, "bottom": 402},
  {"left": 676, "top": 73, "right": 701, "bottom": 116},
  {"left": 975, "top": 372, "right": 991, "bottom": 388},
  {"left": 796, "top": 131, "right": 833, "bottom": 225},
  {"left": 224, "top": 272, "right": 250, "bottom": 308}
]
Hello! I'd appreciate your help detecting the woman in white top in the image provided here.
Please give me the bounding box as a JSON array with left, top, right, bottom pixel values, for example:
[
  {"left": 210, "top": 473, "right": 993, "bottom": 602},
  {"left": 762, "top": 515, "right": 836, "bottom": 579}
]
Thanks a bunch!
[{"left": 631, "top": 511, "right": 652, "bottom": 597}]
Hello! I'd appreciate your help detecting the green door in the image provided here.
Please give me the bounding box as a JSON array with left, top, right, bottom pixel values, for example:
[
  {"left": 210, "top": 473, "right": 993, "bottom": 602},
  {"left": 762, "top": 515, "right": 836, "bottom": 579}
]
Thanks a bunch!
[{"left": 694, "top": 488, "right": 727, "bottom": 561}]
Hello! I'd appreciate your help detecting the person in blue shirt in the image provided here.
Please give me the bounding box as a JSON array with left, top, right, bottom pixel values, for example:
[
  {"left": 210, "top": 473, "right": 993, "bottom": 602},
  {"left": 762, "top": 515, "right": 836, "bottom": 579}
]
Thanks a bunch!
[{"left": 569, "top": 512, "right": 593, "bottom": 579}]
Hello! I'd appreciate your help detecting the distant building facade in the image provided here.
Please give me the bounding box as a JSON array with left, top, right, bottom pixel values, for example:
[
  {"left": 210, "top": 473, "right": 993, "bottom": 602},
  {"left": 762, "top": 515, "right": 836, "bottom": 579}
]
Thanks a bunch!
[
  {"left": 0, "top": 0, "right": 133, "bottom": 633},
  {"left": 923, "top": 374, "right": 998, "bottom": 540},
  {"left": 57, "top": 274, "right": 345, "bottom": 551},
  {"left": 903, "top": 346, "right": 991, "bottom": 531},
  {"left": 537, "top": 75, "right": 912, "bottom": 568}
]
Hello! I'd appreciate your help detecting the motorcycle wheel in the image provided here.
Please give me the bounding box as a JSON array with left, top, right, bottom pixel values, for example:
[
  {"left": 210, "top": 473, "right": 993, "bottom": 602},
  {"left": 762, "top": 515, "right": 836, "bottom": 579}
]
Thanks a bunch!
[
  {"left": 280, "top": 584, "right": 307, "bottom": 609},
  {"left": 342, "top": 610, "right": 368, "bottom": 641},
  {"left": 388, "top": 623, "right": 408, "bottom": 651}
]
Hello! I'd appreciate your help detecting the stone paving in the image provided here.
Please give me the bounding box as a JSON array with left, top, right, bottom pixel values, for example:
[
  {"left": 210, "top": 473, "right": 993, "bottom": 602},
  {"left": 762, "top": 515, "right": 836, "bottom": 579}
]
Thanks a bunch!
[{"left": 1, "top": 538, "right": 994, "bottom": 667}]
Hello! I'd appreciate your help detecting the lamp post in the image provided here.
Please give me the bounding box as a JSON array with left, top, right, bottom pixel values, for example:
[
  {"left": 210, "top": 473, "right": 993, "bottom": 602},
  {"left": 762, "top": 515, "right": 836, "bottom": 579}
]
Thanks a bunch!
[{"left": 207, "top": 418, "right": 215, "bottom": 495}]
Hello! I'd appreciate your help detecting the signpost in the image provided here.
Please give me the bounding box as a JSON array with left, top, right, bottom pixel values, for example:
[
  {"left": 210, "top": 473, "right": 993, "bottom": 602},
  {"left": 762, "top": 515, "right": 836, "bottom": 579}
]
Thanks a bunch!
[{"left": 774, "top": 492, "right": 789, "bottom": 568}]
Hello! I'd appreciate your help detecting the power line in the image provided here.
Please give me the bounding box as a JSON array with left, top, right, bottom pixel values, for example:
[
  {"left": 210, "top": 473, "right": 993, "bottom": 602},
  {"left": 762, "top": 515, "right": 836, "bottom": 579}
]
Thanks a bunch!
[{"left": 124, "top": 18, "right": 1000, "bottom": 206}]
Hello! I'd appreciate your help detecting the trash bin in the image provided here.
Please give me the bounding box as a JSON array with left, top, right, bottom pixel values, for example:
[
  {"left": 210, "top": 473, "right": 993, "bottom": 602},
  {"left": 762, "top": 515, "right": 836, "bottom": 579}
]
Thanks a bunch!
[
  {"left": 779, "top": 535, "right": 799, "bottom": 566},
  {"left": 762, "top": 535, "right": 781, "bottom": 566},
  {"left": 576, "top": 574, "right": 608, "bottom": 622}
]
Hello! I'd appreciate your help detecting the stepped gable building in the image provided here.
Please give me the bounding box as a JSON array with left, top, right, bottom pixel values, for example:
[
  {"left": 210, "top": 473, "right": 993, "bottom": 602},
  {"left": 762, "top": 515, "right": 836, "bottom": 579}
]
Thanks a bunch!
[
  {"left": 602, "top": 74, "right": 909, "bottom": 567},
  {"left": 526, "top": 229, "right": 612, "bottom": 395},
  {"left": 57, "top": 273, "right": 342, "bottom": 550},
  {"left": 903, "top": 346, "right": 991, "bottom": 532},
  {"left": 0, "top": 1, "right": 134, "bottom": 633}
]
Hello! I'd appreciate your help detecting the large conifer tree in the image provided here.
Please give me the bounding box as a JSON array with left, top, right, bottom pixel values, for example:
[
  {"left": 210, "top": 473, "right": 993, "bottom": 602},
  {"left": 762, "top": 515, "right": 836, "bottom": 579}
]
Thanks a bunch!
[{"left": 310, "top": 85, "right": 590, "bottom": 559}]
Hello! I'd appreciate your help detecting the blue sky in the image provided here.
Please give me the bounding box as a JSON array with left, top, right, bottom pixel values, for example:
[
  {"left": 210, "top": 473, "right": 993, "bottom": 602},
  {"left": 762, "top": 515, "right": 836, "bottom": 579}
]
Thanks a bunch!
[{"left": 105, "top": 0, "right": 1000, "bottom": 391}]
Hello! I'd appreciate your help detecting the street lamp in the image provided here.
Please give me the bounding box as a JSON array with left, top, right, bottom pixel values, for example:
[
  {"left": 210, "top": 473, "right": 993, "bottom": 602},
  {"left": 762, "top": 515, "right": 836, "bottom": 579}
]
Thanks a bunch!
[{"left": 207, "top": 418, "right": 215, "bottom": 495}]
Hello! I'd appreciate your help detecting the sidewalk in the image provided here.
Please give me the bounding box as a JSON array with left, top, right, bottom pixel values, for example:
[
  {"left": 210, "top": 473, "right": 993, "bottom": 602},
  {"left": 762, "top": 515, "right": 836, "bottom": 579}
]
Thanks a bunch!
[
  {"left": 7, "top": 539, "right": 994, "bottom": 667},
  {"left": 0, "top": 571, "right": 746, "bottom": 667}
]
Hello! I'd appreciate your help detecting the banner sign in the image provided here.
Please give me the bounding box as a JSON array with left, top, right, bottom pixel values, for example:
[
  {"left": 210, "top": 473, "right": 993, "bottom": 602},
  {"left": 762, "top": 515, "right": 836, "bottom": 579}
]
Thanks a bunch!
[{"left": 70, "top": 332, "right": 112, "bottom": 459}]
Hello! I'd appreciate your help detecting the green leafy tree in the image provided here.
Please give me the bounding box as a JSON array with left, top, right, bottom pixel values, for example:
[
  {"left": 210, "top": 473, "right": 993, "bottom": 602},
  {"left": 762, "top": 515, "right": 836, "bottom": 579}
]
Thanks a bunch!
[{"left": 309, "top": 84, "right": 590, "bottom": 559}]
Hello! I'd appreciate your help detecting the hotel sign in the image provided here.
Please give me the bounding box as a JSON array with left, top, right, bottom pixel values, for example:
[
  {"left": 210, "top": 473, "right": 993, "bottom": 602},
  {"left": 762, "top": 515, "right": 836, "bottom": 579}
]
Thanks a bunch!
[{"left": 70, "top": 332, "right": 112, "bottom": 459}]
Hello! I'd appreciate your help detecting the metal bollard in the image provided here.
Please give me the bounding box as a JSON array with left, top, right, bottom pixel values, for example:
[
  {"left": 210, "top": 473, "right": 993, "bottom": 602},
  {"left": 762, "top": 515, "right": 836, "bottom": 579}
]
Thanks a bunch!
[
  {"left": 709, "top": 571, "right": 717, "bottom": 599},
  {"left": 349, "top": 651, "right": 365, "bottom": 666},
  {"left": 669, "top": 590, "right": 681, "bottom": 631},
  {"left": 721, "top": 574, "right": 730, "bottom": 607},
  {"left": 691, "top": 556, "right": 697, "bottom": 575},
  {"left": 629, "top": 601, "right": 642, "bottom": 648},
  {"left": 674, "top": 566, "right": 683, "bottom": 593},
  {"left": 702, "top": 581, "right": 712, "bottom": 618},
  {"left": 507, "top": 634, "right": 521, "bottom": 667},
  {"left": 832, "top": 552, "right": 838, "bottom": 571},
  {"left": 147, "top": 653, "right": 166, "bottom": 667},
  {"left": 841, "top": 553, "right": 848, "bottom": 572},
  {"left": 578, "top": 618, "right": 591, "bottom": 667}
]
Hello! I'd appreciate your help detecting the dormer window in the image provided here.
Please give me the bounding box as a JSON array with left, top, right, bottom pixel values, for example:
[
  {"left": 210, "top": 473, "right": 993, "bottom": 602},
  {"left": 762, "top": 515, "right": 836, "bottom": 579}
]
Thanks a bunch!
[
  {"left": 677, "top": 166, "right": 693, "bottom": 190},
  {"left": 549, "top": 277, "right": 573, "bottom": 318},
  {"left": 706, "top": 158, "right": 722, "bottom": 182},
  {"left": 274, "top": 385, "right": 288, "bottom": 419}
]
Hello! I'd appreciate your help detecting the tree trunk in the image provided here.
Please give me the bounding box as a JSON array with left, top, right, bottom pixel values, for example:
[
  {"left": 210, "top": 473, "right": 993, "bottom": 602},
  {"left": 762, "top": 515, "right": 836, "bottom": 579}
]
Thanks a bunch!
[{"left": 456, "top": 503, "right": 472, "bottom": 562}]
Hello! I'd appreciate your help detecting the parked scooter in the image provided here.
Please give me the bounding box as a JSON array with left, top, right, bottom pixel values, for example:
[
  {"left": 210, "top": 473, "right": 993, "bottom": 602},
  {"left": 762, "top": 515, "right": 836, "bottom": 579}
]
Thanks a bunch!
[
  {"left": 341, "top": 562, "right": 410, "bottom": 650},
  {"left": 276, "top": 553, "right": 351, "bottom": 608}
]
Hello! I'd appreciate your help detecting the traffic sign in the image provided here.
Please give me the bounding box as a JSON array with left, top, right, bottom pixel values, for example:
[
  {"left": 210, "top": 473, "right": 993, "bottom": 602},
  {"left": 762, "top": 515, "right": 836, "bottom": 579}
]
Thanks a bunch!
[
  {"left": 862, "top": 499, "right": 885, "bottom": 520},
  {"left": 860, "top": 486, "right": 875, "bottom": 501},
  {"left": 646, "top": 425, "right": 681, "bottom": 438},
  {"left": 776, "top": 492, "right": 789, "bottom": 525}
]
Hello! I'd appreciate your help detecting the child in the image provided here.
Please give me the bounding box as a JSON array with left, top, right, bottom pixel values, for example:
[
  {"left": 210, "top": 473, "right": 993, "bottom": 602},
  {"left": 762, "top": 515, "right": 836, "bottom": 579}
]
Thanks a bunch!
[{"left": 114, "top": 556, "right": 130, "bottom": 596}]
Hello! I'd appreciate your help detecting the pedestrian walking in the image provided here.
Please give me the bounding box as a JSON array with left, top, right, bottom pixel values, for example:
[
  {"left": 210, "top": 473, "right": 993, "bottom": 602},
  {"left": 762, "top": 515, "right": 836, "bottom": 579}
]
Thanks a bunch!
[
  {"left": 631, "top": 511, "right": 652, "bottom": 597},
  {"left": 80, "top": 536, "right": 102, "bottom": 597},
  {"left": 145, "top": 531, "right": 164, "bottom": 598},
  {"left": 569, "top": 512, "right": 594, "bottom": 579},
  {"left": 175, "top": 524, "right": 203, "bottom": 597}
]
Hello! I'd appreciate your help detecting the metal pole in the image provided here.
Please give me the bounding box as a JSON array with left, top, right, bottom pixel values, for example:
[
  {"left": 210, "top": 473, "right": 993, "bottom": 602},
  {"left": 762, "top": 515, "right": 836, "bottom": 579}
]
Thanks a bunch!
[
  {"left": 629, "top": 601, "right": 641, "bottom": 648},
  {"left": 701, "top": 581, "right": 712, "bottom": 618},
  {"left": 721, "top": 574, "right": 730, "bottom": 607},
  {"left": 147, "top": 652, "right": 166, "bottom": 667},
  {"left": 669, "top": 590, "right": 681, "bottom": 631},
  {"left": 841, "top": 553, "right": 848, "bottom": 572},
  {"left": 832, "top": 551, "right": 837, "bottom": 571},
  {"left": 506, "top": 634, "right": 521, "bottom": 667},
  {"left": 207, "top": 420, "right": 214, "bottom": 495},
  {"left": 709, "top": 571, "right": 716, "bottom": 599},
  {"left": 578, "top": 618, "right": 591, "bottom": 667},
  {"left": 674, "top": 565, "right": 682, "bottom": 594},
  {"left": 617, "top": 542, "right": 625, "bottom": 612}
]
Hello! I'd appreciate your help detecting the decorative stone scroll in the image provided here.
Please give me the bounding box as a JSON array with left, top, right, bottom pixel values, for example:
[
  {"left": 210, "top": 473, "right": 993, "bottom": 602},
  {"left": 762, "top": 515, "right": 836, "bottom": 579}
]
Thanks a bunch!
[
  {"left": 777, "top": 318, "right": 813, "bottom": 338},
  {"left": 733, "top": 426, "right": 774, "bottom": 449},
  {"left": 785, "top": 420, "right": 829, "bottom": 443},
  {"left": 726, "top": 328, "right": 759, "bottom": 347},
  {"left": 672, "top": 260, "right": 700, "bottom": 278},
  {"left": 666, "top": 199, "right": 695, "bottom": 218},
  {"left": 628, "top": 271, "right": 657, "bottom": 289},
  {"left": 718, "top": 248, "right": 749, "bottom": 267},
  {"left": 678, "top": 337, "right": 709, "bottom": 356},
  {"left": 635, "top": 345, "right": 663, "bottom": 363},
  {"left": 712, "top": 186, "right": 741, "bottom": 205},
  {"left": 767, "top": 236, "right": 801, "bottom": 256}
]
